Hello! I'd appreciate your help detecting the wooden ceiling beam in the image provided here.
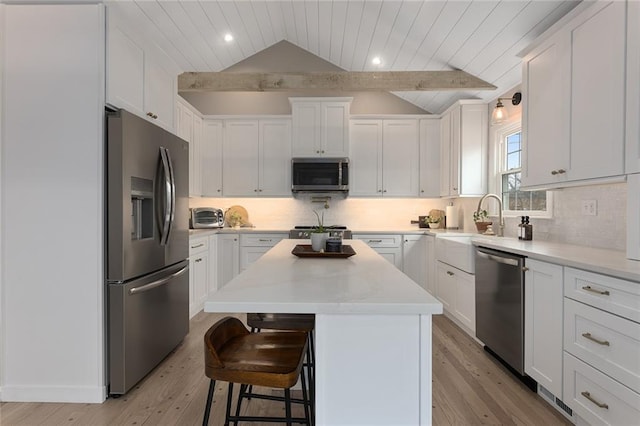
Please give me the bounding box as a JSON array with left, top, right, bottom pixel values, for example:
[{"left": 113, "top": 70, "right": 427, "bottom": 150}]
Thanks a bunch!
[{"left": 178, "top": 70, "right": 497, "bottom": 92}]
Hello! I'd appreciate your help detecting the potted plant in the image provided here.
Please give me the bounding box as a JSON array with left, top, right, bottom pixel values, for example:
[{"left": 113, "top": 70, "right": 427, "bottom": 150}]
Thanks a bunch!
[
  {"left": 311, "top": 210, "right": 329, "bottom": 251},
  {"left": 227, "top": 211, "right": 243, "bottom": 228},
  {"left": 424, "top": 215, "right": 442, "bottom": 229},
  {"left": 473, "top": 209, "right": 492, "bottom": 232}
]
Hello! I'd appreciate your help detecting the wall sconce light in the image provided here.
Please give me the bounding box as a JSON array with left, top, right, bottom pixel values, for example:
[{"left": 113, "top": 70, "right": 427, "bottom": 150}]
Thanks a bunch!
[{"left": 491, "top": 92, "right": 522, "bottom": 125}]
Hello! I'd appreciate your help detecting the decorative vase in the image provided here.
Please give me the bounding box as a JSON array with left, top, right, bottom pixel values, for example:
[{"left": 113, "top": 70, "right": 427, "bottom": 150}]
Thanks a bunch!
[
  {"left": 475, "top": 221, "right": 492, "bottom": 233},
  {"left": 428, "top": 222, "right": 440, "bottom": 229},
  {"left": 310, "top": 232, "right": 329, "bottom": 251}
]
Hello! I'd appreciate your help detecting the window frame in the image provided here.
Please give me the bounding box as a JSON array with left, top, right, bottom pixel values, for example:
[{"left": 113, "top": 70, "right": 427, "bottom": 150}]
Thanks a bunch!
[{"left": 494, "top": 120, "right": 553, "bottom": 219}]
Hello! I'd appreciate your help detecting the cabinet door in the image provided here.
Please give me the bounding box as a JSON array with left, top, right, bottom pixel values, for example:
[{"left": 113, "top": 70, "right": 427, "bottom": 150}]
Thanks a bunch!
[
  {"left": 383, "top": 120, "right": 419, "bottom": 196},
  {"left": 201, "top": 120, "right": 223, "bottom": 197},
  {"left": 524, "top": 259, "right": 563, "bottom": 396},
  {"left": 321, "top": 102, "right": 350, "bottom": 157},
  {"left": 190, "top": 115, "right": 203, "bottom": 196},
  {"left": 208, "top": 235, "right": 218, "bottom": 294},
  {"left": 449, "top": 106, "right": 461, "bottom": 196},
  {"left": 291, "top": 102, "right": 321, "bottom": 156},
  {"left": 223, "top": 120, "right": 259, "bottom": 196},
  {"left": 627, "top": 0, "right": 640, "bottom": 174},
  {"left": 522, "top": 33, "right": 571, "bottom": 187},
  {"left": 425, "top": 235, "right": 436, "bottom": 295},
  {"left": 259, "top": 119, "right": 292, "bottom": 196},
  {"left": 106, "top": 25, "right": 144, "bottom": 117},
  {"left": 436, "top": 261, "right": 456, "bottom": 312},
  {"left": 349, "top": 120, "right": 382, "bottom": 196},
  {"left": 218, "top": 234, "right": 240, "bottom": 288},
  {"left": 373, "top": 247, "right": 402, "bottom": 269},
  {"left": 439, "top": 112, "right": 452, "bottom": 197},
  {"left": 240, "top": 246, "right": 271, "bottom": 271},
  {"left": 189, "top": 251, "right": 208, "bottom": 318},
  {"left": 459, "top": 104, "right": 488, "bottom": 196},
  {"left": 143, "top": 52, "right": 175, "bottom": 131},
  {"left": 454, "top": 270, "right": 475, "bottom": 333},
  {"left": 402, "top": 235, "right": 426, "bottom": 289},
  {"left": 419, "top": 119, "right": 440, "bottom": 198},
  {"left": 569, "top": 1, "right": 625, "bottom": 181}
]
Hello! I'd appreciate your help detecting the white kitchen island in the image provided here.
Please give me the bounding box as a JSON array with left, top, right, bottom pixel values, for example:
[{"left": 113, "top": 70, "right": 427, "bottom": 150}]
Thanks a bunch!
[{"left": 204, "top": 239, "right": 443, "bottom": 425}]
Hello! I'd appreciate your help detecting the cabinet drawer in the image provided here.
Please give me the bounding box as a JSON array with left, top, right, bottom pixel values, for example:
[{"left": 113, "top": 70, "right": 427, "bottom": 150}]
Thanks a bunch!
[
  {"left": 563, "top": 352, "right": 640, "bottom": 426},
  {"left": 240, "top": 233, "right": 285, "bottom": 247},
  {"left": 354, "top": 234, "right": 401, "bottom": 248},
  {"left": 436, "top": 237, "right": 474, "bottom": 274},
  {"left": 564, "top": 267, "right": 640, "bottom": 323},
  {"left": 189, "top": 237, "right": 209, "bottom": 255}
]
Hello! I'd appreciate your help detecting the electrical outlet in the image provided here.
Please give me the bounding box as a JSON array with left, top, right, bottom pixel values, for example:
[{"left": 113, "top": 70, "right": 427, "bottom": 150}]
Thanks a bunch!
[{"left": 581, "top": 200, "right": 597, "bottom": 216}]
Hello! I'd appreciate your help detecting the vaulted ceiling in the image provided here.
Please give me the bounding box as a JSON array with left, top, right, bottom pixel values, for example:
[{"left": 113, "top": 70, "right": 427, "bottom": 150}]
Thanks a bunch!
[{"left": 110, "top": 0, "right": 581, "bottom": 114}]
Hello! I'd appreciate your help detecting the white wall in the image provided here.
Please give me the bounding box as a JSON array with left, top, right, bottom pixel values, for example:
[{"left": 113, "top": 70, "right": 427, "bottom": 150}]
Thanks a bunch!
[{"left": 1, "top": 4, "right": 105, "bottom": 402}]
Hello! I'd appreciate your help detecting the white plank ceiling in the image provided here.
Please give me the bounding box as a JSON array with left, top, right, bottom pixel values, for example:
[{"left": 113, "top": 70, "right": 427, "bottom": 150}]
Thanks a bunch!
[{"left": 110, "top": 0, "right": 581, "bottom": 114}]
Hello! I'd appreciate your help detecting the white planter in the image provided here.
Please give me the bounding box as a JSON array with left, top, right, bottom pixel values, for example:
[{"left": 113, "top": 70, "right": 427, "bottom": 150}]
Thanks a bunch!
[{"left": 311, "top": 232, "right": 329, "bottom": 251}]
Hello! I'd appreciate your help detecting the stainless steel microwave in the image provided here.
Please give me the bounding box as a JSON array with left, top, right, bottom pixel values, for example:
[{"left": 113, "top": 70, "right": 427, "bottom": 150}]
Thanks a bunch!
[{"left": 291, "top": 157, "right": 349, "bottom": 192}]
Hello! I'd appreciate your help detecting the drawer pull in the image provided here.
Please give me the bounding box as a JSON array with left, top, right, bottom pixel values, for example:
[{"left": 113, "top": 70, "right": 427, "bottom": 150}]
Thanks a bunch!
[
  {"left": 191, "top": 243, "right": 205, "bottom": 249},
  {"left": 258, "top": 239, "right": 272, "bottom": 242},
  {"left": 447, "top": 271, "right": 454, "bottom": 276},
  {"left": 368, "top": 239, "right": 383, "bottom": 243},
  {"left": 195, "top": 258, "right": 203, "bottom": 263},
  {"left": 581, "top": 332, "right": 610, "bottom": 346},
  {"left": 582, "top": 285, "right": 610, "bottom": 296},
  {"left": 581, "top": 391, "right": 609, "bottom": 409}
]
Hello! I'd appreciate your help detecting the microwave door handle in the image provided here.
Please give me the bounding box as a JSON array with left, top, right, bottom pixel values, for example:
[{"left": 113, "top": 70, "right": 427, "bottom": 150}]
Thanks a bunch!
[
  {"left": 158, "top": 147, "right": 172, "bottom": 245},
  {"left": 338, "top": 160, "right": 343, "bottom": 184}
]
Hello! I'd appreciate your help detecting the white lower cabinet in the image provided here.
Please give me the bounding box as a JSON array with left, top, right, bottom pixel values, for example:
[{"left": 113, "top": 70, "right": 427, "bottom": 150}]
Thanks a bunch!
[
  {"left": 435, "top": 260, "right": 475, "bottom": 333},
  {"left": 353, "top": 234, "right": 402, "bottom": 269},
  {"left": 239, "top": 233, "right": 286, "bottom": 271},
  {"left": 218, "top": 233, "right": 240, "bottom": 288},
  {"left": 562, "top": 266, "right": 640, "bottom": 425},
  {"left": 524, "top": 259, "right": 564, "bottom": 397},
  {"left": 402, "top": 235, "right": 426, "bottom": 289},
  {"left": 425, "top": 235, "right": 436, "bottom": 295},
  {"left": 189, "top": 236, "right": 209, "bottom": 318}
]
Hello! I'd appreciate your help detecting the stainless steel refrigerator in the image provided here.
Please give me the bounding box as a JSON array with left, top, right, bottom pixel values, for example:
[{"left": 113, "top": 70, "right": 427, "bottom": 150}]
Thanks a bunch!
[{"left": 106, "top": 109, "right": 189, "bottom": 395}]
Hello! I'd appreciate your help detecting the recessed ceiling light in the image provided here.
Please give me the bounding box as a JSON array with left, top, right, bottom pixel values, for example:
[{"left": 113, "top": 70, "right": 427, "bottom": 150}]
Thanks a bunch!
[
  {"left": 372, "top": 56, "right": 382, "bottom": 66},
  {"left": 224, "top": 33, "right": 234, "bottom": 43}
]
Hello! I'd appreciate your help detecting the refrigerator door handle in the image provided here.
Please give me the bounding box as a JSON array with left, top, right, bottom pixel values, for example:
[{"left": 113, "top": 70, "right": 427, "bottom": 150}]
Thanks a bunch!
[
  {"left": 159, "top": 147, "right": 172, "bottom": 245},
  {"left": 165, "top": 147, "right": 176, "bottom": 242},
  {"left": 129, "top": 266, "right": 188, "bottom": 295}
]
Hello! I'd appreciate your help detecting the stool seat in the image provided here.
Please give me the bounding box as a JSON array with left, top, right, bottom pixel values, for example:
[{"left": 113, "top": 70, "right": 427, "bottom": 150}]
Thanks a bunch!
[{"left": 246, "top": 313, "right": 315, "bottom": 332}]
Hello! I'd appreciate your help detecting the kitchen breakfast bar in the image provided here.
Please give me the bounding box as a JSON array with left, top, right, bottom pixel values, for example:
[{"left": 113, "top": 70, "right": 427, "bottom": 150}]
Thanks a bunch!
[{"left": 204, "top": 239, "right": 443, "bottom": 425}]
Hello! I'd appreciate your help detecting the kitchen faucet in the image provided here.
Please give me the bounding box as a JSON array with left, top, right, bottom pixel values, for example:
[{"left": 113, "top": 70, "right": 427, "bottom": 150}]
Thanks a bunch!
[{"left": 477, "top": 194, "right": 504, "bottom": 237}]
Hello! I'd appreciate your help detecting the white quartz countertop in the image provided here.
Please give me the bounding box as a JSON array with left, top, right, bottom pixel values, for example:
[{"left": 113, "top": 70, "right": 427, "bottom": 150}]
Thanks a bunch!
[
  {"left": 204, "top": 239, "right": 443, "bottom": 315},
  {"left": 190, "top": 225, "right": 472, "bottom": 237},
  {"left": 472, "top": 236, "right": 640, "bottom": 283}
]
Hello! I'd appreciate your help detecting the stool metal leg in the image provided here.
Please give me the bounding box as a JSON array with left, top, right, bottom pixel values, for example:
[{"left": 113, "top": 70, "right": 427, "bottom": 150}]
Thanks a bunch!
[
  {"left": 224, "top": 382, "right": 234, "bottom": 426},
  {"left": 233, "top": 384, "right": 247, "bottom": 426},
  {"left": 300, "top": 362, "right": 311, "bottom": 426},
  {"left": 284, "top": 388, "right": 293, "bottom": 426},
  {"left": 202, "top": 379, "right": 216, "bottom": 426}
]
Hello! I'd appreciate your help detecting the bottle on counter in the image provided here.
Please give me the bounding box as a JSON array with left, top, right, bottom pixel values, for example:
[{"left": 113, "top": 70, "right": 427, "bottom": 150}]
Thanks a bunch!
[
  {"left": 523, "top": 216, "right": 533, "bottom": 241},
  {"left": 518, "top": 216, "right": 525, "bottom": 240}
]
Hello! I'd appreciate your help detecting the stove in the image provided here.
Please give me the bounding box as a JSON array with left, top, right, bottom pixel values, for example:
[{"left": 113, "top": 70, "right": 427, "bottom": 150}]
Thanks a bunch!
[{"left": 289, "top": 225, "right": 352, "bottom": 239}]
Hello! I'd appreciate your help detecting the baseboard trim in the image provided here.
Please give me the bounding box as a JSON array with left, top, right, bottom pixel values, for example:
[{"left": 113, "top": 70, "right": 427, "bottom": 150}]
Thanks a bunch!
[{"left": 0, "top": 385, "right": 107, "bottom": 403}]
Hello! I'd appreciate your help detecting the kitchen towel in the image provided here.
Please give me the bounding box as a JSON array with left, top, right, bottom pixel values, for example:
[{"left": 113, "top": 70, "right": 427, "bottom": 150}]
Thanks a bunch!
[{"left": 445, "top": 204, "right": 459, "bottom": 229}]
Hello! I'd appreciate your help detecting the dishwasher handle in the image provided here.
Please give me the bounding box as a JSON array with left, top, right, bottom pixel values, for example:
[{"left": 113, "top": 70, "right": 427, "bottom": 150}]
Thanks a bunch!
[{"left": 476, "top": 248, "right": 520, "bottom": 267}]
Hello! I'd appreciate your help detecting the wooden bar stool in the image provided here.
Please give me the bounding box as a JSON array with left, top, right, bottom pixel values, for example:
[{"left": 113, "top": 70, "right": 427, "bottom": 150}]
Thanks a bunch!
[
  {"left": 202, "top": 316, "right": 310, "bottom": 426},
  {"left": 246, "top": 313, "right": 315, "bottom": 418}
]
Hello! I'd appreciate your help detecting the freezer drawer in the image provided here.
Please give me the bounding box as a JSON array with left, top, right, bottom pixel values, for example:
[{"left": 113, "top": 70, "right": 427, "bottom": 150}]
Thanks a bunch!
[{"left": 108, "top": 260, "right": 189, "bottom": 395}]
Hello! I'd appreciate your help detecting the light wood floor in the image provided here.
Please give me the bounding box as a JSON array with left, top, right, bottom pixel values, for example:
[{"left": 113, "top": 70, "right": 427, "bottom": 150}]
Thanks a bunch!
[{"left": 1, "top": 312, "right": 571, "bottom": 425}]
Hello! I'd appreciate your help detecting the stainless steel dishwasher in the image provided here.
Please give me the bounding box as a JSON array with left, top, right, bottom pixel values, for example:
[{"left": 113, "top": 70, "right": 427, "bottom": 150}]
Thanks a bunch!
[{"left": 475, "top": 246, "right": 534, "bottom": 387}]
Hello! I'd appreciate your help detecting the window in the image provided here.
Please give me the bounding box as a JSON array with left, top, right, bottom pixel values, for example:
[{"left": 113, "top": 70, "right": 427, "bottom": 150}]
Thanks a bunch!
[{"left": 497, "top": 123, "right": 551, "bottom": 217}]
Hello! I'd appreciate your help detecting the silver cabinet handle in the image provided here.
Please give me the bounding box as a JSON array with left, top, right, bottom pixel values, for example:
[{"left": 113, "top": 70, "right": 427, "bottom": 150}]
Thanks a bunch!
[
  {"left": 557, "top": 169, "right": 566, "bottom": 174},
  {"left": 582, "top": 285, "right": 610, "bottom": 296},
  {"left": 581, "top": 332, "right": 610, "bottom": 346},
  {"left": 551, "top": 170, "right": 558, "bottom": 175},
  {"left": 321, "top": 150, "right": 325, "bottom": 153},
  {"left": 195, "top": 258, "right": 203, "bottom": 263},
  {"left": 383, "top": 189, "right": 387, "bottom": 193},
  {"left": 129, "top": 266, "right": 188, "bottom": 295},
  {"left": 581, "top": 391, "right": 609, "bottom": 409},
  {"left": 446, "top": 271, "right": 454, "bottom": 276},
  {"left": 258, "top": 239, "right": 272, "bottom": 242},
  {"left": 191, "top": 243, "right": 204, "bottom": 249},
  {"left": 316, "top": 150, "right": 320, "bottom": 154},
  {"left": 368, "top": 239, "right": 382, "bottom": 243}
]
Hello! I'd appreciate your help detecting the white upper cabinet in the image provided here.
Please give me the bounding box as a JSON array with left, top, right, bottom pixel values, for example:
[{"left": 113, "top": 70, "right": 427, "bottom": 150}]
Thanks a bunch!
[
  {"left": 201, "top": 120, "right": 223, "bottom": 197},
  {"left": 522, "top": 1, "right": 626, "bottom": 188},
  {"left": 419, "top": 118, "right": 441, "bottom": 198},
  {"left": 350, "top": 118, "right": 419, "bottom": 197},
  {"left": 223, "top": 119, "right": 291, "bottom": 197},
  {"left": 440, "top": 101, "right": 488, "bottom": 197},
  {"left": 290, "top": 97, "right": 352, "bottom": 157},
  {"left": 176, "top": 98, "right": 202, "bottom": 197},
  {"left": 627, "top": 0, "right": 640, "bottom": 174},
  {"left": 106, "top": 8, "right": 177, "bottom": 132}
]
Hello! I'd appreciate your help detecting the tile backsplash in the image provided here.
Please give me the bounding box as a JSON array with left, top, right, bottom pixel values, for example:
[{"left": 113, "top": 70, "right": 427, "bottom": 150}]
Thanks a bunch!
[
  {"left": 190, "top": 182, "right": 626, "bottom": 251},
  {"left": 453, "top": 182, "right": 627, "bottom": 251}
]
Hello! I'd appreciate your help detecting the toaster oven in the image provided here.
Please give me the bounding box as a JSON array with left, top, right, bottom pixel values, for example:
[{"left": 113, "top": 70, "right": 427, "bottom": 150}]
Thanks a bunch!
[{"left": 190, "top": 207, "right": 224, "bottom": 229}]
